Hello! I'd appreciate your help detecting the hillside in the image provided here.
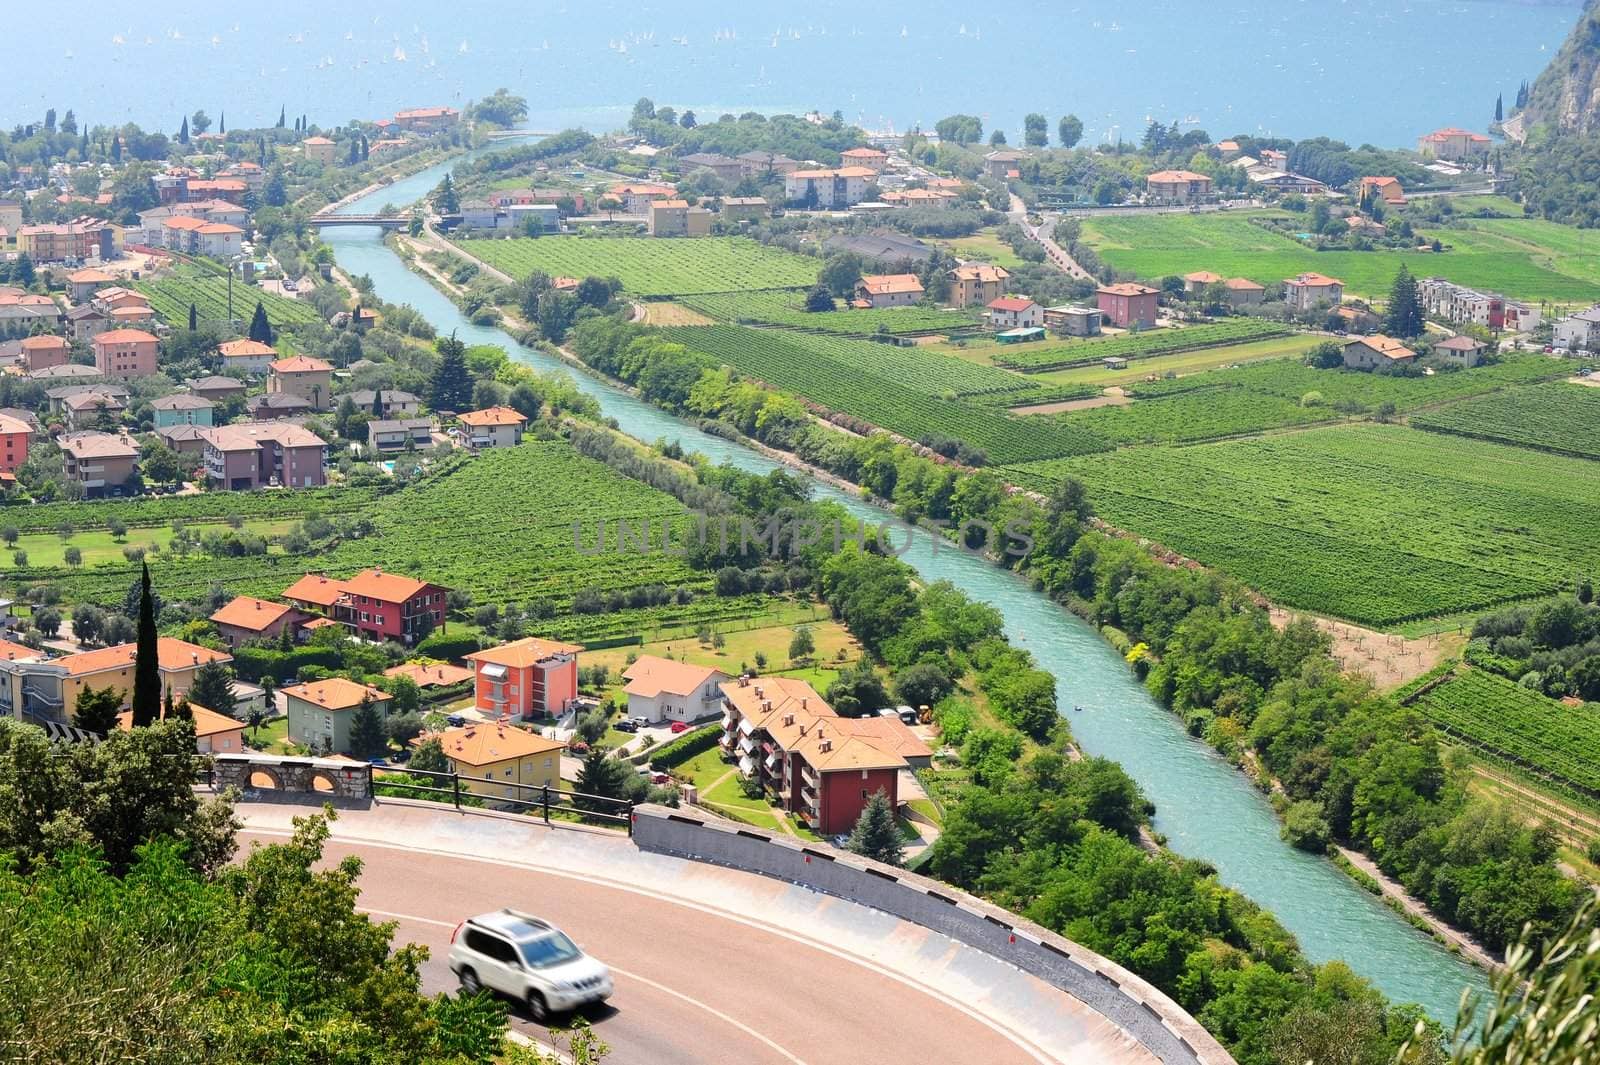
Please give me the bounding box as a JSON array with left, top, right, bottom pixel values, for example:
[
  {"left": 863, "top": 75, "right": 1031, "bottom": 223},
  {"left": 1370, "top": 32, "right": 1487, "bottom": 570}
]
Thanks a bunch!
[{"left": 1523, "top": 0, "right": 1600, "bottom": 136}]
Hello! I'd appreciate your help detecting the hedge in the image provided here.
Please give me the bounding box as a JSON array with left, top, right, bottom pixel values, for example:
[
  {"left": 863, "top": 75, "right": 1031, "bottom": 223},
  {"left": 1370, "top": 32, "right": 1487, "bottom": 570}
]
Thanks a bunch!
[
  {"left": 647, "top": 724, "right": 722, "bottom": 770},
  {"left": 415, "top": 631, "right": 484, "bottom": 662},
  {"left": 231, "top": 645, "right": 345, "bottom": 683}
]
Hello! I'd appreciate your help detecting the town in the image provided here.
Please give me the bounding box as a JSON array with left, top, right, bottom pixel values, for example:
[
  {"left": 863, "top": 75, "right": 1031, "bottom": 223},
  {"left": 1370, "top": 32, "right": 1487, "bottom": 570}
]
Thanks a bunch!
[{"left": 3, "top": 13, "right": 1600, "bottom": 1065}]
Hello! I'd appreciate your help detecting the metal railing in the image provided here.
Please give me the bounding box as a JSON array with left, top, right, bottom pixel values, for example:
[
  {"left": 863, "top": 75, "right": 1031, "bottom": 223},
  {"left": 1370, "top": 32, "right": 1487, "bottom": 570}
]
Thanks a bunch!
[{"left": 369, "top": 763, "right": 635, "bottom": 835}]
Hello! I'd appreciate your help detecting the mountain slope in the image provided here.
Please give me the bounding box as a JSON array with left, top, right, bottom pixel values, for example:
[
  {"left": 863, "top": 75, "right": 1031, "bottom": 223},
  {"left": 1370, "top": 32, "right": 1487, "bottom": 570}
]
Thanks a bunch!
[{"left": 1523, "top": 0, "right": 1600, "bottom": 136}]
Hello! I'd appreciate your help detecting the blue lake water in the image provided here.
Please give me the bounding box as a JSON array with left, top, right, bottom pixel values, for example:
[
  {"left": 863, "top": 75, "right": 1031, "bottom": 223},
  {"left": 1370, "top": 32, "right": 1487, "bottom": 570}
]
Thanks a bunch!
[{"left": 14, "top": 0, "right": 1581, "bottom": 147}]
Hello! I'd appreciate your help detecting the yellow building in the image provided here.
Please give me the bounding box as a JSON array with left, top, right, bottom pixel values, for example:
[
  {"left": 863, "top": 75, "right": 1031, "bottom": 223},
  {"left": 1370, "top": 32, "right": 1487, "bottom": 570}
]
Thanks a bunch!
[
  {"left": 57, "top": 637, "right": 233, "bottom": 712},
  {"left": 434, "top": 723, "right": 565, "bottom": 806},
  {"left": 302, "top": 136, "right": 337, "bottom": 166}
]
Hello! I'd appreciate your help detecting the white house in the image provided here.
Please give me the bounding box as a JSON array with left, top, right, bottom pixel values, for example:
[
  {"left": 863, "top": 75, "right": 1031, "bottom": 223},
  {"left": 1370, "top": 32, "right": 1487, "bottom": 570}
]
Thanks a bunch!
[
  {"left": 622, "top": 655, "right": 730, "bottom": 724},
  {"left": 986, "top": 296, "right": 1043, "bottom": 330},
  {"left": 783, "top": 167, "right": 874, "bottom": 209},
  {"left": 1553, "top": 306, "right": 1600, "bottom": 352},
  {"left": 1283, "top": 273, "right": 1344, "bottom": 312}
]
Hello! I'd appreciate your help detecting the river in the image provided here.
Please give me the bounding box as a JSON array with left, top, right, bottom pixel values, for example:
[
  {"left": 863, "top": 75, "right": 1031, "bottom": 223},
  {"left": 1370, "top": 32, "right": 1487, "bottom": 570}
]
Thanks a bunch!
[{"left": 322, "top": 146, "right": 1490, "bottom": 1021}]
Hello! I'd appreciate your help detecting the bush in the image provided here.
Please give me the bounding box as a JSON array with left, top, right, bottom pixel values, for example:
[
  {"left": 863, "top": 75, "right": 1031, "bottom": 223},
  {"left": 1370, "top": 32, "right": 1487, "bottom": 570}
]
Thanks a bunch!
[
  {"left": 230, "top": 645, "right": 344, "bottom": 683},
  {"left": 1281, "top": 800, "right": 1332, "bottom": 852},
  {"left": 414, "top": 631, "right": 483, "bottom": 662},
  {"left": 648, "top": 724, "right": 720, "bottom": 769}
]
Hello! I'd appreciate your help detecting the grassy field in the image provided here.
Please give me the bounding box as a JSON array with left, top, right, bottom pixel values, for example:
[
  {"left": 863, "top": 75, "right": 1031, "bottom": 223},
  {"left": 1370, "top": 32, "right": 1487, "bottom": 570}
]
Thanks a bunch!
[
  {"left": 1004, "top": 423, "right": 1600, "bottom": 626},
  {"left": 1026, "top": 334, "right": 1324, "bottom": 390},
  {"left": 943, "top": 232, "right": 1028, "bottom": 270},
  {"left": 0, "top": 519, "right": 295, "bottom": 571},
  {"left": 1080, "top": 211, "right": 1600, "bottom": 304},
  {"left": 981, "top": 319, "right": 1293, "bottom": 372},
  {"left": 583, "top": 617, "right": 857, "bottom": 679},
  {"left": 679, "top": 290, "right": 982, "bottom": 336},
  {"left": 450, "top": 235, "right": 818, "bottom": 296},
  {"left": 1410, "top": 380, "right": 1600, "bottom": 459}
]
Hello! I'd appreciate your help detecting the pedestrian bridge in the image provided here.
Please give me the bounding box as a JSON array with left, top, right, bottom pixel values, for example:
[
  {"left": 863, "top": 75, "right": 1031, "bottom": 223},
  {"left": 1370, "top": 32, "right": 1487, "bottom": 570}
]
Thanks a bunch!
[{"left": 308, "top": 215, "right": 409, "bottom": 229}]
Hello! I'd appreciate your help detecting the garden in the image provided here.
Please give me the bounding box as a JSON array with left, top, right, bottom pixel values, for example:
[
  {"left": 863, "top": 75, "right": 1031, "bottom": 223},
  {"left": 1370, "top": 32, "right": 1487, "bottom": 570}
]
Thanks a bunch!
[{"left": 450, "top": 235, "right": 818, "bottom": 296}]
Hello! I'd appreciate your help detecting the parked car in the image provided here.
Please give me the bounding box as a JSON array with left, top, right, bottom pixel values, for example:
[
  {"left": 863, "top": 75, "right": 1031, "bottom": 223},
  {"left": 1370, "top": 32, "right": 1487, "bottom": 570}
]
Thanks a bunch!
[
  {"left": 613, "top": 719, "right": 638, "bottom": 733},
  {"left": 448, "top": 909, "right": 613, "bottom": 1021},
  {"left": 446, "top": 714, "right": 466, "bottom": 728},
  {"left": 669, "top": 720, "right": 690, "bottom": 734},
  {"left": 629, "top": 716, "right": 650, "bottom": 729}
]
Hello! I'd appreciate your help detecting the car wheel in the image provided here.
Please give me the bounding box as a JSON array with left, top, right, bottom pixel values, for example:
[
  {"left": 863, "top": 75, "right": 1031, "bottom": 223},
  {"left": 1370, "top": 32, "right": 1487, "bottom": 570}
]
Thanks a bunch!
[
  {"left": 458, "top": 968, "right": 482, "bottom": 994},
  {"left": 526, "top": 990, "right": 550, "bottom": 1022}
]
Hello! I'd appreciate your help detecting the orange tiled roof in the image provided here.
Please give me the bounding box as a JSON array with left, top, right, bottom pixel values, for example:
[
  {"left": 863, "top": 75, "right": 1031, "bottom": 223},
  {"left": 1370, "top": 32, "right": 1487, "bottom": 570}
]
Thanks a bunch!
[
  {"left": 383, "top": 661, "right": 475, "bottom": 687},
  {"left": 269, "top": 355, "right": 332, "bottom": 373},
  {"left": 57, "top": 637, "right": 230, "bottom": 677},
  {"left": 209, "top": 595, "right": 296, "bottom": 632},
  {"left": 466, "top": 636, "right": 584, "bottom": 669},
  {"left": 117, "top": 702, "right": 242, "bottom": 738},
  {"left": 219, "top": 339, "right": 277, "bottom": 358},
  {"left": 281, "top": 677, "right": 388, "bottom": 711},
  {"left": 282, "top": 573, "right": 349, "bottom": 607},
  {"left": 858, "top": 273, "right": 924, "bottom": 296},
  {"left": 92, "top": 329, "right": 157, "bottom": 345},
  {"left": 435, "top": 723, "right": 563, "bottom": 766},
  {"left": 457, "top": 405, "right": 527, "bottom": 427},
  {"left": 623, "top": 655, "right": 725, "bottom": 698},
  {"left": 338, "top": 568, "right": 435, "bottom": 604}
]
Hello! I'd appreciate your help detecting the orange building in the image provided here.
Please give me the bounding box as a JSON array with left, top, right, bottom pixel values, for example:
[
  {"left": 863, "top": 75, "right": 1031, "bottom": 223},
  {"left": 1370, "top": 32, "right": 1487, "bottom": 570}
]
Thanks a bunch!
[
  {"left": 19, "top": 334, "right": 70, "bottom": 371},
  {"left": 0, "top": 413, "right": 30, "bottom": 474},
  {"left": 465, "top": 637, "right": 583, "bottom": 721},
  {"left": 91, "top": 328, "right": 159, "bottom": 379}
]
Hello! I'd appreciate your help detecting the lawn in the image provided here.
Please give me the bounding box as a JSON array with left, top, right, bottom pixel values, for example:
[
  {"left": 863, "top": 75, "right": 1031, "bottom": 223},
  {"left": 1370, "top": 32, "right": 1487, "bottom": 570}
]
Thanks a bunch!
[
  {"left": 943, "top": 232, "right": 1028, "bottom": 270},
  {"left": 0, "top": 519, "right": 296, "bottom": 571},
  {"left": 675, "top": 747, "right": 784, "bottom": 830},
  {"left": 1079, "top": 211, "right": 1600, "bottom": 303},
  {"left": 584, "top": 617, "right": 858, "bottom": 679},
  {"left": 449, "top": 235, "right": 818, "bottom": 296},
  {"left": 678, "top": 290, "right": 982, "bottom": 336},
  {"left": 1005, "top": 422, "right": 1600, "bottom": 627}
]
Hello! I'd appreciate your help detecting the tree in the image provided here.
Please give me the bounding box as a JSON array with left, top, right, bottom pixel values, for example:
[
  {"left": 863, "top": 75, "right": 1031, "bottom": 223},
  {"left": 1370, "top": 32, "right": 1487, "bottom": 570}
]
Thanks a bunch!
[
  {"left": 845, "top": 790, "right": 903, "bottom": 865},
  {"left": 277, "top": 105, "right": 286, "bottom": 128},
  {"left": 177, "top": 115, "right": 189, "bottom": 145},
  {"left": 426, "top": 333, "right": 475, "bottom": 412},
  {"left": 248, "top": 301, "right": 273, "bottom": 345},
  {"left": 188, "top": 301, "right": 198, "bottom": 331},
  {"left": 0, "top": 527, "right": 15, "bottom": 546},
  {"left": 410, "top": 737, "right": 450, "bottom": 775},
  {"left": 788, "top": 625, "right": 815, "bottom": 662},
  {"left": 818, "top": 252, "right": 863, "bottom": 299},
  {"left": 187, "top": 659, "right": 237, "bottom": 715},
  {"left": 218, "top": 111, "right": 225, "bottom": 135},
  {"left": 804, "top": 285, "right": 835, "bottom": 312},
  {"left": 130, "top": 563, "right": 161, "bottom": 728},
  {"left": 1494, "top": 93, "right": 1503, "bottom": 124},
  {"left": 1023, "top": 113, "right": 1048, "bottom": 147},
  {"left": 73, "top": 685, "right": 123, "bottom": 735},
  {"left": 262, "top": 165, "right": 287, "bottom": 207},
  {"left": 434, "top": 173, "right": 460, "bottom": 214},
  {"left": 895, "top": 662, "right": 954, "bottom": 709},
  {"left": 934, "top": 114, "right": 983, "bottom": 145},
  {"left": 348, "top": 695, "right": 387, "bottom": 759},
  {"left": 386, "top": 712, "right": 424, "bottom": 747},
  {"left": 141, "top": 441, "right": 183, "bottom": 487},
  {"left": 1384, "top": 264, "right": 1424, "bottom": 338},
  {"left": 63, "top": 547, "right": 81, "bottom": 567},
  {"left": 190, "top": 110, "right": 211, "bottom": 135},
  {"left": 34, "top": 608, "right": 60, "bottom": 638},
  {"left": 680, "top": 110, "right": 697, "bottom": 129},
  {"left": 988, "top": 129, "right": 1008, "bottom": 147}
]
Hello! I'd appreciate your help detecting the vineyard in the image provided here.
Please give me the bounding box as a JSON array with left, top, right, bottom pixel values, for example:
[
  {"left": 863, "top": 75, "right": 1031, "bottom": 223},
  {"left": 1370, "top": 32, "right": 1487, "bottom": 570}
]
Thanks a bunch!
[
  {"left": 988, "top": 319, "right": 1290, "bottom": 372},
  {"left": 451, "top": 236, "right": 818, "bottom": 296},
  {"left": 135, "top": 273, "right": 322, "bottom": 329},
  {"left": 1002, "top": 423, "right": 1600, "bottom": 625},
  {"left": 1059, "top": 387, "right": 1337, "bottom": 444},
  {"left": 0, "top": 487, "right": 379, "bottom": 535},
  {"left": 661, "top": 326, "right": 1110, "bottom": 463},
  {"left": 1410, "top": 381, "right": 1600, "bottom": 460},
  {"left": 678, "top": 291, "right": 982, "bottom": 336},
  {"left": 1406, "top": 668, "right": 1600, "bottom": 797}
]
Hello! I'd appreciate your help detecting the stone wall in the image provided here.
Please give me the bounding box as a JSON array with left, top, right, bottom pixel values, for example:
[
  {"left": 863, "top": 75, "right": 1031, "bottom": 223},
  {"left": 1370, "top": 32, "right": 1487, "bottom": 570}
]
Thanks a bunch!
[
  {"left": 214, "top": 753, "right": 372, "bottom": 802},
  {"left": 631, "top": 804, "right": 1233, "bottom": 1065}
]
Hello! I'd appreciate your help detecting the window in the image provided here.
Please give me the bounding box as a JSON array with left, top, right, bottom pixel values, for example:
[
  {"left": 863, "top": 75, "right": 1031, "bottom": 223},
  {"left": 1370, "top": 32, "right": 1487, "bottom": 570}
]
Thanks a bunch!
[
  {"left": 543, "top": 758, "right": 552, "bottom": 769},
  {"left": 861, "top": 790, "right": 869, "bottom": 799},
  {"left": 505, "top": 768, "right": 514, "bottom": 778}
]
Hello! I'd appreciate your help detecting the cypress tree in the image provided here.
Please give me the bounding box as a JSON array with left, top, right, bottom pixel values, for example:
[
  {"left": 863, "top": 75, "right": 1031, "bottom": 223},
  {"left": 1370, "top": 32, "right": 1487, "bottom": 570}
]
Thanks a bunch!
[
  {"left": 277, "top": 106, "right": 286, "bottom": 128},
  {"left": 130, "top": 563, "right": 161, "bottom": 728},
  {"left": 218, "top": 111, "right": 225, "bottom": 134},
  {"left": 1494, "top": 93, "right": 1503, "bottom": 123},
  {"left": 371, "top": 387, "right": 384, "bottom": 418},
  {"left": 178, "top": 115, "right": 189, "bottom": 144},
  {"left": 248, "top": 301, "right": 273, "bottom": 345},
  {"left": 111, "top": 135, "right": 121, "bottom": 162},
  {"left": 360, "top": 135, "right": 369, "bottom": 162},
  {"left": 188, "top": 302, "right": 197, "bottom": 331}
]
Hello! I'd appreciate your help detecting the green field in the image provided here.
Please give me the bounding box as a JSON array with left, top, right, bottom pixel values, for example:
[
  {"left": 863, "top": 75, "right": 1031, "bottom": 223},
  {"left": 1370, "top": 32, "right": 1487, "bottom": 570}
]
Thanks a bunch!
[
  {"left": 1406, "top": 668, "right": 1600, "bottom": 798},
  {"left": 661, "top": 325, "right": 1109, "bottom": 463},
  {"left": 1410, "top": 380, "right": 1600, "bottom": 459},
  {"left": 1055, "top": 388, "right": 1338, "bottom": 444},
  {"left": 135, "top": 273, "right": 322, "bottom": 329},
  {"left": 1027, "top": 334, "right": 1325, "bottom": 389},
  {"left": 1080, "top": 211, "right": 1600, "bottom": 304},
  {"left": 1003, "top": 423, "right": 1600, "bottom": 626},
  {"left": 984, "top": 320, "right": 1292, "bottom": 372},
  {"left": 451, "top": 236, "right": 818, "bottom": 296},
  {"left": 678, "top": 290, "right": 982, "bottom": 336}
]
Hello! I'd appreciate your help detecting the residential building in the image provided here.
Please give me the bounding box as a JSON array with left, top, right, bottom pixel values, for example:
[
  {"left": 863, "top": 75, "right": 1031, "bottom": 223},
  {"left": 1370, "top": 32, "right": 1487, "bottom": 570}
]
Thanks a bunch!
[
  {"left": 187, "top": 375, "right": 248, "bottom": 402},
  {"left": 209, "top": 595, "right": 311, "bottom": 648},
  {"left": 459, "top": 200, "right": 501, "bottom": 229},
  {"left": 1183, "top": 271, "right": 1225, "bottom": 293},
  {"left": 720, "top": 197, "right": 769, "bottom": 223},
  {"left": 56, "top": 637, "right": 231, "bottom": 713},
  {"left": 63, "top": 391, "right": 126, "bottom": 431},
  {"left": 47, "top": 383, "right": 128, "bottom": 415},
  {"left": 1416, "top": 127, "right": 1491, "bottom": 163},
  {"left": 1096, "top": 283, "right": 1160, "bottom": 329},
  {"left": 180, "top": 179, "right": 247, "bottom": 205},
  {"left": 267, "top": 355, "right": 333, "bottom": 410},
  {"left": 1215, "top": 140, "right": 1242, "bottom": 158},
  {"left": 1224, "top": 277, "right": 1267, "bottom": 307},
  {"left": 881, "top": 188, "right": 958, "bottom": 209},
  {"left": 1283, "top": 273, "right": 1345, "bottom": 312},
  {"left": 246, "top": 393, "right": 314, "bottom": 420},
  {"left": 1146, "top": 170, "right": 1214, "bottom": 202},
  {"left": 116, "top": 702, "right": 245, "bottom": 754},
  {"left": 34, "top": 364, "right": 104, "bottom": 384},
  {"left": 346, "top": 389, "right": 421, "bottom": 417},
  {"left": 1256, "top": 173, "right": 1329, "bottom": 195},
  {"left": 19, "top": 334, "right": 70, "bottom": 371},
  {"left": 331, "top": 568, "right": 449, "bottom": 645},
  {"left": 718, "top": 676, "right": 930, "bottom": 834},
  {"left": 1417, "top": 278, "right": 1540, "bottom": 332},
  {"left": 840, "top": 147, "right": 889, "bottom": 172},
  {"left": 283, "top": 677, "right": 392, "bottom": 755},
  {"left": 465, "top": 637, "right": 583, "bottom": 720},
  {"left": 59, "top": 431, "right": 137, "bottom": 496},
  {"left": 1342, "top": 335, "right": 1417, "bottom": 370},
  {"left": 155, "top": 424, "right": 211, "bottom": 458},
  {"left": 66, "top": 268, "right": 116, "bottom": 302},
  {"left": 218, "top": 338, "right": 278, "bottom": 376},
  {"left": 1433, "top": 335, "right": 1487, "bottom": 367},
  {"left": 854, "top": 273, "right": 924, "bottom": 308},
  {"left": 950, "top": 263, "right": 1009, "bottom": 308},
  {"left": 150, "top": 393, "right": 214, "bottom": 428},
  {"left": 0, "top": 200, "right": 19, "bottom": 232},
  {"left": 606, "top": 183, "right": 677, "bottom": 214},
  {"left": 384, "top": 661, "right": 474, "bottom": 689},
  {"left": 983, "top": 150, "right": 1025, "bottom": 180},
  {"left": 367, "top": 418, "right": 436, "bottom": 454},
  {"left": 622, "top": 656, "right": 730, "bottom": 724},
  {"left": 203, "top": 422, "right": 327, "bottom": 490},
  {"left": 678, "top": 152, "right": 746, "bottom": 183},
  {"left": 1358, "top": 176, "right": 1407, "bottom": 206},
  {"left": 282, "top": 573, "right": 349, "bottom": 615},
  {"left": 159, "top": 215, "right": 244, "bottom": 258},
  {"left": 0, "top": 414, "right": 28, "bottom": 474},
  {"left": 432, "top": 723, "right": 564, "bottom": 806},
  {"left": 506, "top": 204, "right": 561, "bottom": 233},
  {"left": 66, "top": 303, "right": 109, "bottom": 340},
  {"left": 987, "top": 296, "right": 1043, "bottom": 330},
  {"left": 1554, "top": 306, "right": 1600, "bottom": 351},
  {"left": 1260, "top": 149, "right": 1288, "bottom": 168},
  {"left": 1043, "top": 305, "right": 1103, "bottom": 337},
  {"left": 784, "top": 167, "right": 875, "bottom": 209},
  {"left": 394, "top": 106, "right": 460, "bottom": 133},
  {"left": 302, "top": 136, "right": 337, "bottom": 166},
  {"left": 15, "top": 221, "right": 112, "bottom": 262},
  {"left": 0, "top": 292, "right": 62, "bottom": 330},
  {"left": 647, "top": 199, "right": 690, "bottom": 236},
  {"left": 457, "top": 406, "right": 527, "bottom": 449},
  {"left": 737, "top": 150, "right": 801, "bottom": 178}
]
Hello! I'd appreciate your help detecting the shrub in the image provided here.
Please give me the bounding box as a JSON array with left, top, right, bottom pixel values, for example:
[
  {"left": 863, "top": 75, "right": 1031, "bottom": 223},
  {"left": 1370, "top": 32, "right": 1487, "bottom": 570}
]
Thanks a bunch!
[{"left": 648, "top": 724, "right": 720, "bottom": 769}]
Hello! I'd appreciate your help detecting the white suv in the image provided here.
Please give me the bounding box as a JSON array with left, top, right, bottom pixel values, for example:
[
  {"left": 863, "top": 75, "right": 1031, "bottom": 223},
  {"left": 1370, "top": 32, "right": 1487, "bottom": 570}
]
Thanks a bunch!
[{"left": 447, "top": 909, "right": 614, "bottom": 1020}]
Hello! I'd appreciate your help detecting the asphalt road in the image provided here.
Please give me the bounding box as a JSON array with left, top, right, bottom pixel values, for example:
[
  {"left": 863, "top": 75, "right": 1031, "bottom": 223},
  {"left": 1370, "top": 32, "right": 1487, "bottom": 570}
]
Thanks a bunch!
[{"left": 240, "top": 831, "right": 1059, "bottom": 1065}]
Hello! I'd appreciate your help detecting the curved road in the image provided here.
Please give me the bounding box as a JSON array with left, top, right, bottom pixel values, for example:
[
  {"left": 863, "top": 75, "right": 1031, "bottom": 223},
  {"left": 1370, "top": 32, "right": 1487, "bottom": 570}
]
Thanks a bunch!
[{"left": 236, "top": 802, "right": 1154, "bottom": 1065}]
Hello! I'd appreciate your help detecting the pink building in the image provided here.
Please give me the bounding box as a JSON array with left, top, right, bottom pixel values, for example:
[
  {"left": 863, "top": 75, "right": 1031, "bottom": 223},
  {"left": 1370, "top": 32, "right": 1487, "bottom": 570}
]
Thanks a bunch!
[
  {"left": 91, "top": 329, "right": 159, "bottom": 379},
  {"left": 465, "top": 637, "right": 583, "bottom": 720},
  {"left": 203, "top": 422, "right": 328, "bottom": 490},
  {"left": 1096, "top": 284, "right": 1160, "bottom": 329},
  {"left": 19, "top": 335, "right": 70, "bottom": 371}
]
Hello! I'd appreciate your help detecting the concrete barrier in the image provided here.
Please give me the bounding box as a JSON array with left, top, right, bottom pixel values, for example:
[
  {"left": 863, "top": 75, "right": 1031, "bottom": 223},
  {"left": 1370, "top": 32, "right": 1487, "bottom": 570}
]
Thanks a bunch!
[{"left": 631, "top": 804, "right": 1233, "bottom": 1065}]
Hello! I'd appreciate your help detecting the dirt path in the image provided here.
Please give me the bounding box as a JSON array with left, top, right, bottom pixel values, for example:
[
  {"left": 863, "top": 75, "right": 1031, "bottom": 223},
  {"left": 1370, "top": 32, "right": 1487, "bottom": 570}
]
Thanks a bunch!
[
  {"left": 1336, "top": 846, "right": 1502, "bottom": 972},
  {"left": 418, "top": 226, "right": 515, "bottom": 284},
  {"left": 1468, "top": 764, "right": 1600, "bottom": 844},
  {"left": 1012, "top": 392, "right": 1131, "bottom": 416},
  {"left": 1268, "top": 608, "right": 1457, "bottom": 691}
]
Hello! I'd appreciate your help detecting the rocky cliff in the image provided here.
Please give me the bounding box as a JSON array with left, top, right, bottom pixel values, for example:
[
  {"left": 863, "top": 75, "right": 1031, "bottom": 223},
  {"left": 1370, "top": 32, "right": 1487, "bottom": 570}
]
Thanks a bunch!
[{"left": 1523, "top": 0, "right": 1600, "bottom": 136}]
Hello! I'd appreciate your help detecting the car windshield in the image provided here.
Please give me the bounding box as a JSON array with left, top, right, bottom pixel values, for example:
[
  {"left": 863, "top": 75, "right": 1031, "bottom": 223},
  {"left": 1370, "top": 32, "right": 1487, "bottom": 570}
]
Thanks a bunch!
[{"left": 519, "top": 931, "right": 582, "bottom": 969}]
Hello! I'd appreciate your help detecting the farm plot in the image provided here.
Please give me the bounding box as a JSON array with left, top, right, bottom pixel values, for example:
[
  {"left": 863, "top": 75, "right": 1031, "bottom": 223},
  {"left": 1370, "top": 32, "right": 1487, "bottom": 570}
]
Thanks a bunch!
[
  {"left": 1056, "top": 387, "right": 1337, "bottom": 444},
  {"left": 1080, "top": 211, "right": 1600, "bottom": 303},
  {"left": 1410, "top": 381, "right": 1600, "bottom": 459},
  {"left": 661, "top": 326, "right": 1108, "bottom": 463},
  {"left": 1407, "top": 668, "right": 1600, "bottom": 798},
  {"left": 451, "top": 236, "right": 817, "bottom": 296},
  {"left": 135, "top": 274, "right": 322, "bottom": 329},
  {"left": 988, "top": 320, "right": 1290, "bottom": 372},
  {"left": 680, "top": 291, "right": 982, "bottom": 336},
  {"left": 1003, "top": 423, "right": 1600, "bottom": 626}
]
